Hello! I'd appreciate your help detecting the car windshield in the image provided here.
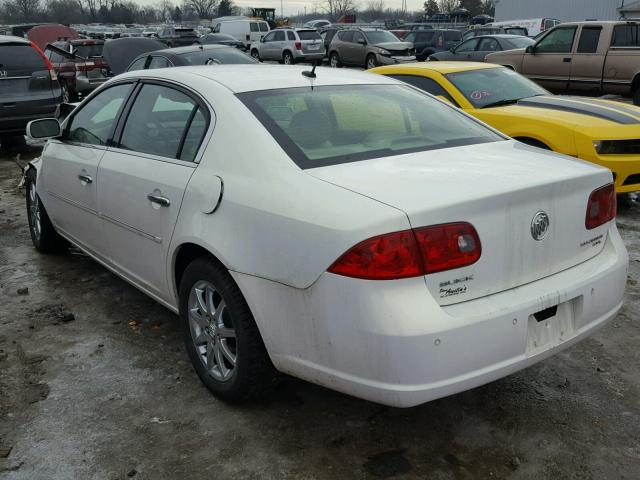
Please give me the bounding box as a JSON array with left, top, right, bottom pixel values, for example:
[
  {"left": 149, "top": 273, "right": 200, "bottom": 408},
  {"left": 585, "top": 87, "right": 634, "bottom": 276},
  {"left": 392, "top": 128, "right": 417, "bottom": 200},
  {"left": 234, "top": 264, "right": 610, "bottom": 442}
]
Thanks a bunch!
[
  {"left": 446, "top": 67, "right": 548, "bottom": 108},
  {"left": 298, "top": 30, "right": 322, "bottom": 40},
  {"left": 364, "top": 30, "right": 400, "bottom": 44},
  {"left": 179, "top": 49, "right": 257, "bottom": 65},
  {"left": 238, "top": 84, "right": 501, "bottom": 169},
  {"left": 73, "top": 44, "right": 104, "bottom": 58},
  {"left": 507, "top": 36, "right": 535, "bottom": 48}
]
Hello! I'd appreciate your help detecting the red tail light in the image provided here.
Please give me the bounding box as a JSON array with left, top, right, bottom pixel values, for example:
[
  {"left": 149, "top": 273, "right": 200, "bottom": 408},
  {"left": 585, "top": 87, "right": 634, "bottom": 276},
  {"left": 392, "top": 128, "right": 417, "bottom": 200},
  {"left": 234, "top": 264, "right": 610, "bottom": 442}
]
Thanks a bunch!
[
  {"left": 585, "top": 183, "right": 616, "bottom": 230},
  {"left": 295, "top": 41, "right": 302, "bottom": 50},
  {"left": 328, "top": 222, "right": 481, "bottom": 280},
  {"left": 541, "top": 20, "right": 545, "bottom": 32},
  {"left": 75, "top": 61, "right": 95, "bottom": 72},
  {"left": 31, "top": 42, "right": 57, "bottom": 81}
]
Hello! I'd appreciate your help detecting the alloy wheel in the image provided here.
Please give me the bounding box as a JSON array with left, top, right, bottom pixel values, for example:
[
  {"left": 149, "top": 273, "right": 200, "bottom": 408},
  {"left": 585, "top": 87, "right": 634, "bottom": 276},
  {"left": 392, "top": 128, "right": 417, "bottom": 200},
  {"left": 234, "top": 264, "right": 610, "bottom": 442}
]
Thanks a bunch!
[
  {"left": 366, "top": 56, "right": 377, "bottom": 69},
  {"left": 188, "top": 280, "right": 237, "bottom": 381},
  {"left": 28, "top": 182, "right": 41, "bottom": 242},
  {"left": 284, "top": 53, "right": 293, "bottom": 65},
  {"left": 330, "top": 53, "right": 338, "bottom": 67}
]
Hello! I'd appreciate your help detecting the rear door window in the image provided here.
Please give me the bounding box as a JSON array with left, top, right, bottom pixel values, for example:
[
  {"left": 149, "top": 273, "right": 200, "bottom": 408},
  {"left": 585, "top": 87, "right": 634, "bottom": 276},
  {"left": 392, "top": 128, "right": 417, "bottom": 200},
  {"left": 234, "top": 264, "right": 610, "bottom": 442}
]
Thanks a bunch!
[
  {"left": 298, "top": 31, "right": 322, "bottom": 40},
  {"left": 250, "top": 22, "right": 259, "bottom": 33},
  {"left": 287, "top": 31, "right": 296, "bottom": 41},
  {"left": 118, "top": 84, "right": 209, "bottom": 161},
  {"left": 338, "top": 30, "right": 354, "bottom": 42},
  {"left": 455, "top": 38, "right": 479, "bottom": 52},
  {"left": 577, "top": 26, "right": 602, "bottom": 53},
  {"left": 477, "top": 37, "right": 500, "bottom": 52}
]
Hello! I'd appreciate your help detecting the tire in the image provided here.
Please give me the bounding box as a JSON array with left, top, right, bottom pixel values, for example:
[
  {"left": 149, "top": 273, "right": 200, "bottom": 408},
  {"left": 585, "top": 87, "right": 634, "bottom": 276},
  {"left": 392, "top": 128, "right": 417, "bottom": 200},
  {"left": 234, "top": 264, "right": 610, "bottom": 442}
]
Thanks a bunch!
[
  {"left": 366, "top": 54, "right": 378, "bottom": 70},
  {"left": 179, "top": 256, "right": 277, "bottom": 403},
  {"left": 25, "top": 168, "right": 68, "bottom": 253},
  {"left": 250, "top": 49, "right": 260, "bottom": 61},
  {"left": 329, "top": 51, "right": 342, "bottom": 68},
  {"left": 633, "top": 86, "right": 640, "bottom": 106},
  {"left": 283, "top": 51, "right": 294, "bottom": 65}
]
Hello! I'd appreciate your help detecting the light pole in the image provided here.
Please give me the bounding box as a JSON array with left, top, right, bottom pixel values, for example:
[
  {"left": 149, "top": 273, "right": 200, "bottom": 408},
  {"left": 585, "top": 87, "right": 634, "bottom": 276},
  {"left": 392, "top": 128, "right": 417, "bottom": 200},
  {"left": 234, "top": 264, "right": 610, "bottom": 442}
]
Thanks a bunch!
[{"left": 281, "top": 0, "right": 284, "bottom": 19}]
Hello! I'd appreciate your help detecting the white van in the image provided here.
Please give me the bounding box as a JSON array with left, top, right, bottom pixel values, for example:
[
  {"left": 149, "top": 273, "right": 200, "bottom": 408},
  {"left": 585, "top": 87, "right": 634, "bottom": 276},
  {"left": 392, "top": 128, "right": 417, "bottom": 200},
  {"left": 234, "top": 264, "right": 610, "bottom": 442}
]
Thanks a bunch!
[
  {"left": 488, "top": 18, "right": 561, "bottom": 37},
  {"left": 212, "top": 19, "right": 270, "bottom": 49}
]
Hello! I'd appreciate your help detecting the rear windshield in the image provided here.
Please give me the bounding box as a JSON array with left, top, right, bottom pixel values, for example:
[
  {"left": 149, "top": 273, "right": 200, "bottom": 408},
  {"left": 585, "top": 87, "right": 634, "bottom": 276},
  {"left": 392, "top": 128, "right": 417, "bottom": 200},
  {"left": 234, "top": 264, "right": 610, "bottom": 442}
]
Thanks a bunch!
[
  {"left": 298, "top": 30, "right": 322, "bottom": 40},
  {"left": 73, "top": 44, "right": 104, "bottom": 58},
  {"left": 0, "top": 45, "right": 46, "bottom": 70},
  {"left": 238, "top": 85, "right": 501, "bottom": 169},
  {"left": 176, "top": 29, "right": 197, "bottom": 36},
  {"left": 179, "top": 49, "right": 257, "bottom": 65}
]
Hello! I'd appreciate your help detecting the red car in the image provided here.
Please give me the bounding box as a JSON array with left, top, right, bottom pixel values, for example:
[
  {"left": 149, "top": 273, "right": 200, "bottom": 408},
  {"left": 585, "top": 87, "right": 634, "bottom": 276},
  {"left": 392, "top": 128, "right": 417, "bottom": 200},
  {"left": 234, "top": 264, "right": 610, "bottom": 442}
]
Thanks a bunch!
[{"left": 43, "top": 39, "right": 111, "bottom": 102}]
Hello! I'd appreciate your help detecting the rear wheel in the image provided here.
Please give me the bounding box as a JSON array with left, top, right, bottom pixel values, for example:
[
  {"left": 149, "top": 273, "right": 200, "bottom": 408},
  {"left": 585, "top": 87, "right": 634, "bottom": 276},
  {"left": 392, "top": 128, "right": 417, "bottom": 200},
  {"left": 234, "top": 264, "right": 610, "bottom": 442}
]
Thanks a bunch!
[
  {"left": 25, "top": 169, "right": 68, "bottom": 253},
  {"left": 179, "top": 257, "right": 277, "bottom": 403},
  {"left": 366, "top": 54, "right": 377, "bottom": 70},
  {"left": 329, "top": 51, "right": 342, "bottom": 68},
  {"left": 283, "top": 51, "right": 294, "bottom": 65}
]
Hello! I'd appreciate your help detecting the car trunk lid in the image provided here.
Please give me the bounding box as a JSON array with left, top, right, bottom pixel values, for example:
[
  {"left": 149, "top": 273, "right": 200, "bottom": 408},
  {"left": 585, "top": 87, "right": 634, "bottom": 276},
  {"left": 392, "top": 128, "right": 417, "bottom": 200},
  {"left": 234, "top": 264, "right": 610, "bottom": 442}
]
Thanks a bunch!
[{"left": 307, "top": 141, "right": 613, "bottom": 305}]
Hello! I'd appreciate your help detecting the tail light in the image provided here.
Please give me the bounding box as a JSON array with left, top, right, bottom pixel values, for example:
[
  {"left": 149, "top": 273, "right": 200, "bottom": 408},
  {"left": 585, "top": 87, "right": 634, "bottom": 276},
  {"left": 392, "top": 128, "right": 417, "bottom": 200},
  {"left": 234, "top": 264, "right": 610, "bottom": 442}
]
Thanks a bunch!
[
  {"left": 75, "top": 61, "right": 95, "bottom": 73},
  {"left": 541, "top": 20, "right": 545, "bottom": 32},
  {"left": 328, "top": 222, "right": 481, "bottom": 280},
  {"left": 585, "top": 183, "right": 616, "bottom": 230},
  {"left": 295, "top": 41, "right": 302, "bottom": 50},
  {"left": 31, "top": 42, "right": 57, "bottom": 81}
]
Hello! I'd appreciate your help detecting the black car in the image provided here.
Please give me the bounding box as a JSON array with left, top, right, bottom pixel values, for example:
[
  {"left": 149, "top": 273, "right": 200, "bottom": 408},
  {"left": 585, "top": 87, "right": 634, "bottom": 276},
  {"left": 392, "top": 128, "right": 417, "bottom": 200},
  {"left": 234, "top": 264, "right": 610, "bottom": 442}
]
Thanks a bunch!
[
  {"left": 402, "top": 29, "right": 463, "bottom": 61},
  {"left": 0, "top": 35, "right": 62, "bottom": 146},
  {"left": 154, "top": 26, "right": 201, "bottom": 47},
  {"left": 200, "top": 33, "right": 245, "bottom": 50},
  {"left": 126, "top": 44, "right": 258, "bottom": 72}
]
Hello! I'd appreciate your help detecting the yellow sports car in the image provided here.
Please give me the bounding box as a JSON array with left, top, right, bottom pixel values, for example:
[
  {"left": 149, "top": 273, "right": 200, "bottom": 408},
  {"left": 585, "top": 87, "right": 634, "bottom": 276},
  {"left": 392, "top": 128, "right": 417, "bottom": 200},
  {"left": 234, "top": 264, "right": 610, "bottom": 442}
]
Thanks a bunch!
[{"left": 370, "top": 62, "right": 640, "bottom": 193}]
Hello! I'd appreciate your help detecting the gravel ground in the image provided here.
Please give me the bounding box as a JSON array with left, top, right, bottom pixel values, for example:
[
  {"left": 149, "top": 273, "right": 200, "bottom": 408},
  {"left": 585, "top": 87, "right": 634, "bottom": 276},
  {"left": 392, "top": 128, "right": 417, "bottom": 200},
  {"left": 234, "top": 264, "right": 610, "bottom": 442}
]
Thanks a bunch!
[{"left": 0, "top": 142, "right": 639, "bottom": 480}]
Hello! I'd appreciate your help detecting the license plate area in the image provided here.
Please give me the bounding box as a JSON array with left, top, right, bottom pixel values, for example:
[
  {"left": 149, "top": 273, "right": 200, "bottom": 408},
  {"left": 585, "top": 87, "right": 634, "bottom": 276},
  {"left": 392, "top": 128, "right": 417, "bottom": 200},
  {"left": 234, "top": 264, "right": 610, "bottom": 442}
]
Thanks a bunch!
[{"left": 526, "top": 298, "right": 578, "bottom": 356}]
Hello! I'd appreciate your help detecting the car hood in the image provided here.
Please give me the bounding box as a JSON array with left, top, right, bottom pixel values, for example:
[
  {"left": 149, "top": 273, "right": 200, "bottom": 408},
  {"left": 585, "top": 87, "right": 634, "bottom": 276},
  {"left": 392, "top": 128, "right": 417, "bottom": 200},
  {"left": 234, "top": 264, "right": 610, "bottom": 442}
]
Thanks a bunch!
[
  {"left": 483, "top": 95, "right": 640, "bottom": 132},
  {"left": 102, "top": 37, "right": 166, "bottom": 75},
  {"left": 372, "top": 42, "right": 413, "bottom": 50}
]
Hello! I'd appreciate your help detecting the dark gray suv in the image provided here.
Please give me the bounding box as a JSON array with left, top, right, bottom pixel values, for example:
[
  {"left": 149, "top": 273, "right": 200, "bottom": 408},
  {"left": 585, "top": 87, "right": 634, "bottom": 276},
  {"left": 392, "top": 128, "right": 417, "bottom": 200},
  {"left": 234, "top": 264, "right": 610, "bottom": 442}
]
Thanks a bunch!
[
  {"left": 0, "top": 35, "right": 62, "bottom": 146},
  {"left": 328, "top": 28, "right": 415, "bottom": 69}
]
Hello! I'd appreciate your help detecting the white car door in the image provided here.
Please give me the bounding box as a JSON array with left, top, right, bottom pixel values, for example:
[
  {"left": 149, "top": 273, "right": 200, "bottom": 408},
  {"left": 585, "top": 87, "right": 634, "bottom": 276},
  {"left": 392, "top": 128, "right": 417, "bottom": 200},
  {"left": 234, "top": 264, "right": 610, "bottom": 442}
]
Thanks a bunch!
[
  {"left": 97, "top": 82, "right": 210, "bottom": 301},
  {"left": 40, "top": 82, "right": 134, "bottom": 256}
]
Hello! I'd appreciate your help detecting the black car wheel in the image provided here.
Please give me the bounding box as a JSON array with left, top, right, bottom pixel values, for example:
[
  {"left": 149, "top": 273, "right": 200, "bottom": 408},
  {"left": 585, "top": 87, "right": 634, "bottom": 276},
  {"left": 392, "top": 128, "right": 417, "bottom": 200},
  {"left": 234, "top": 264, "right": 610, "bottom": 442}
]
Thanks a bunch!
[
  {"left": 179, "top": 257, "right": 277, "bottom": 403},
  {"left": 251, "top": 49, "right": 260, "bottom": 60},
  {"left": 366, "top": 54, "right": 378, "bottom": 70},
  {"left": 329, "top": 51, "right": 342, "bottom": 68},
  {"left": 283, "top": 51, "right": 294, "bottom": 65},
  {"left": 25, "top": 168, "right": 68, "bottom": 253}
]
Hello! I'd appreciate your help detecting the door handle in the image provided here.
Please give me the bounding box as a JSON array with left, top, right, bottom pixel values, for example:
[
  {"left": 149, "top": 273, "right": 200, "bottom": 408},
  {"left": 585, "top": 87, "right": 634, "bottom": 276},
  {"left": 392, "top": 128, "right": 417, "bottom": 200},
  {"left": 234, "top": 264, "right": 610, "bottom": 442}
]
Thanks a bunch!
[
  {"left": 77, "top": 174, "right": 93, "bottom": 184},
  {"left": 147, "top": 193, "right": 170, "bottom": 207},
  {"left": 563, "top": 57, "right": 572, "bottom": 63}
]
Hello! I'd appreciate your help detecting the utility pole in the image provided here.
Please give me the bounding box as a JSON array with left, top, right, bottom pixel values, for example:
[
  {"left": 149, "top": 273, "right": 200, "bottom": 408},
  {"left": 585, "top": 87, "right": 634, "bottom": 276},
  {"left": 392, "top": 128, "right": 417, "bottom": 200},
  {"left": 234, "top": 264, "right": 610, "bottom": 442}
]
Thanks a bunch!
[{"left": 281, "top": 0, "right": 284, "bottom": 19}]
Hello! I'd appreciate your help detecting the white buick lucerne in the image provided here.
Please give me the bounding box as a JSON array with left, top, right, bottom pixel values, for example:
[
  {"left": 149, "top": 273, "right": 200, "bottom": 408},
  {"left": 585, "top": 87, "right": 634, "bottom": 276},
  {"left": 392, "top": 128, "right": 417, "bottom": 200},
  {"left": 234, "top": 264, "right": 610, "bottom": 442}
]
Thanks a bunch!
[{"left": 25, "top": 65, "right": 628, "bottom": 407}]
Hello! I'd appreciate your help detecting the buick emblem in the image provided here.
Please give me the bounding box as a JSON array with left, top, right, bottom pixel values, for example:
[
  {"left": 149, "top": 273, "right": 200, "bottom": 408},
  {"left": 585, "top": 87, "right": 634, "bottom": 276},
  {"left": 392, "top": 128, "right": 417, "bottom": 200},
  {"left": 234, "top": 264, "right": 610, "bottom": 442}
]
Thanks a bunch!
[{"left": 531, "top": 211, "right": 550, "bottom": 241}]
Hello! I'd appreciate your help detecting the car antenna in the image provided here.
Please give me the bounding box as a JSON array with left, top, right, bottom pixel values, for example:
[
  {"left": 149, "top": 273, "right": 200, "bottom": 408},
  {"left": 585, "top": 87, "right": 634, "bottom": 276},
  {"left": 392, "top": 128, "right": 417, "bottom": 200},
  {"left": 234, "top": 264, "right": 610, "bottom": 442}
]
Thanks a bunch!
[{"left": 302, "top": 62, "right": 317, "bottom": 90}]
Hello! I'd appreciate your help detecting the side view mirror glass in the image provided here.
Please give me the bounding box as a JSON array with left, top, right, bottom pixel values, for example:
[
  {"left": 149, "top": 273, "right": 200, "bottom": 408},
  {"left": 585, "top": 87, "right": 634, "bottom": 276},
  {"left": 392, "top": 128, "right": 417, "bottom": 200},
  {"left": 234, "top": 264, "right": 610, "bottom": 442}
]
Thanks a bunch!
[
  {"left": 26, "top": 118, "right": 61, "bottom": 140},
  {"left": 525, "top": 45, "right": 535, "bottom": 54}
]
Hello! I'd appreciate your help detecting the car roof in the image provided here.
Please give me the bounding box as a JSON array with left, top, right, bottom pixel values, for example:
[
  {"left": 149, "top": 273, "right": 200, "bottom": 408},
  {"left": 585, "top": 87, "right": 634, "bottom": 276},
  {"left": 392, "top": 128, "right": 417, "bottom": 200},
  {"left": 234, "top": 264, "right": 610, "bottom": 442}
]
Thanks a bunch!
[
  {"left": 119, "top": 65, "right": 399, "bottom": 93},
  {"left": 154, "top": 44, "right": 232, "bottom": 55},
  {"left": 477, "top": 34, "right": 528, "bottom": 39},
  {"left": 0, "top": 34, "right": 31, "bottom": 45},
  {"left": 376, "top": 61, "right": 501, "bottom": 75}
]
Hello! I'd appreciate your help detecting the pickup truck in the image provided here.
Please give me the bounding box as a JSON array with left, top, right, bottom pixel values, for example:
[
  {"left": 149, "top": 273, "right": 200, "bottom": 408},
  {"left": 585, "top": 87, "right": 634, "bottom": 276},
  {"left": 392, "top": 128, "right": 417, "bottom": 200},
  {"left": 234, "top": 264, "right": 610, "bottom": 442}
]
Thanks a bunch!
[{"left": 485, "top": 21, "right": 640, "bottom": 104}]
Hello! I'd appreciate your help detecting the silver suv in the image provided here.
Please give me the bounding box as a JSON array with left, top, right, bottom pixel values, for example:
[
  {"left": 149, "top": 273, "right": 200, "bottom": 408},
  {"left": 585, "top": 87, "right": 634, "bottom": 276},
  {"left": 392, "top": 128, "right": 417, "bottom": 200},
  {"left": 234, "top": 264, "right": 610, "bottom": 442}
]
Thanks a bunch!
[
  {"left": 328, "top": 28, "right": 415, "bottom": 69},
  {"left": 250, "top": 28, "right": 325, "bottom": 64}
]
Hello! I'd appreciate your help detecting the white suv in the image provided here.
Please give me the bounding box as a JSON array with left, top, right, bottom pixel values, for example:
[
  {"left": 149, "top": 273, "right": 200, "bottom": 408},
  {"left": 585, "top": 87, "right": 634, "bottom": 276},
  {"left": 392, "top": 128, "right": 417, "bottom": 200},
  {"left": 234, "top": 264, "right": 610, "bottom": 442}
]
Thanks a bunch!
[{"left": 250, "top": 28, "right": 325, "bottom": 64}]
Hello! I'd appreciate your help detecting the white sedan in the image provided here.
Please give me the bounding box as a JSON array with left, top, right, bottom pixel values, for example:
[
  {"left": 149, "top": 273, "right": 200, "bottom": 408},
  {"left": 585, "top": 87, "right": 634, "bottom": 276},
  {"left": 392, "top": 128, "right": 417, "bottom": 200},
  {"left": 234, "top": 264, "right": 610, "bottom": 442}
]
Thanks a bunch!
[{"left": 25, "top": 65, "right": 627, "bottom": 407}]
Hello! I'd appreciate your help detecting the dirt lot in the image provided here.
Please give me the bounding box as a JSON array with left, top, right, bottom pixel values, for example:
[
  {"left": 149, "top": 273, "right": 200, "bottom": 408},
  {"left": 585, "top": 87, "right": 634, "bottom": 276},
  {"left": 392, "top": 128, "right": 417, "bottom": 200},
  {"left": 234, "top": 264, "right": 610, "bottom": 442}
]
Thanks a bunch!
[{"left": 0, "top": 143, "right": 639, "bottom": 480}]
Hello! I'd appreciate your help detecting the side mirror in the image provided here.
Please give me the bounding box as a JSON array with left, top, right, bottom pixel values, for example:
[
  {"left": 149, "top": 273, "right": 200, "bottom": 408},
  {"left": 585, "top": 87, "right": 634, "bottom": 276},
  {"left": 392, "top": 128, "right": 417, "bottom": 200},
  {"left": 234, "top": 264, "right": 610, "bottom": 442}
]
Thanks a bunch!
[
  {"left": 357, "top": 38, "right": 366, "bottom": 45},
  {"left": 525, "top": 45, "right": 535, "bottom": 54},
  {"left": 26, "top": 118, "right": 61, "bottom": 140}
]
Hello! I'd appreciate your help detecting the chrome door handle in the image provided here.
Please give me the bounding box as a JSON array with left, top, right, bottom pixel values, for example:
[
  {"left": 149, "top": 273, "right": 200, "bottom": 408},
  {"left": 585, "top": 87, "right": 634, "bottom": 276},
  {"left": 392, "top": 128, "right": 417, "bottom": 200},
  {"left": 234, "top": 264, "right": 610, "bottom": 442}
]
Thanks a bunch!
[
  {"left": 77, "top": 174, "right": 93, "bottom": 184},
  {"left": 147, "top": 193, "right": 171, "bottom": 207}
]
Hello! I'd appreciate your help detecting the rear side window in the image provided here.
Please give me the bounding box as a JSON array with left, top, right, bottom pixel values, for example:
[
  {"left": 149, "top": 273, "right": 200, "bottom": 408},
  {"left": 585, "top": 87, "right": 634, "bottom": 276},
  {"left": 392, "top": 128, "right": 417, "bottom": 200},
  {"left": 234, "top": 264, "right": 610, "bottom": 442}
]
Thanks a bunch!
[
  {"left": 338, "top": 30, "right": 354, "bottom": 42},
  {"left": 67, "top": 83, "right": 131, "bottom": 146},
  {"left": 250, "top": 22, "right": 259, "bottom": 33},
  {"left": 118, "top": 84, "right": 208, "bottom": 161},
  {"left": 0, "top": 45, "right": 46, "bottom": 73},
  {"left": 298, "top": 31, "right": 322, "bottom": 40},
  {"left": 612, "top": 25, "right": 640, "bottom": 47},
  {"left": 259, "top": 22, "right": 269, "bottom": 32},
  {"left": 387, "top": 74, "right": 459, "bottom": 106},
  {"left": 287, "top": 31, "right": 296, "bottom": 41},
  {"left": 577, "top": 26, "right": 602, "bottom": 53}
]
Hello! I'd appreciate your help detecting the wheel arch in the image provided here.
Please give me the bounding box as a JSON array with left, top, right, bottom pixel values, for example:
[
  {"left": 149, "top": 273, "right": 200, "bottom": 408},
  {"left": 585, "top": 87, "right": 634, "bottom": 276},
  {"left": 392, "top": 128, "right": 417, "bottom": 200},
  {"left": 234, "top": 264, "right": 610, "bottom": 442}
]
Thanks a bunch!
[
  {"left": 513, "top": 136, "right": 552, "bottom": 150},
  {"left": 172, "top": 242, "right": 230, "bottom": 302}
]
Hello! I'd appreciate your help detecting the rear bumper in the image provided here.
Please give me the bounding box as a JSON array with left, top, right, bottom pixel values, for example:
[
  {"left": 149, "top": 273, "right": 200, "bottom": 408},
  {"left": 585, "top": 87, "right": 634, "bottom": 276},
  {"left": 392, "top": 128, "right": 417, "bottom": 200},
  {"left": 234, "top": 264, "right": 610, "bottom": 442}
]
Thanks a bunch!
[
  {"left": 0, "top": 97, "right": 61, "bottom": 135},
  {"left": 74, "top": 76, "right": 108, "bottom": 94},
  {"left": 234, "top": 225, "right": 628, "bottom": 407},
  {"left": 293, "top": 51, "right": 326, "bottom": 62}
]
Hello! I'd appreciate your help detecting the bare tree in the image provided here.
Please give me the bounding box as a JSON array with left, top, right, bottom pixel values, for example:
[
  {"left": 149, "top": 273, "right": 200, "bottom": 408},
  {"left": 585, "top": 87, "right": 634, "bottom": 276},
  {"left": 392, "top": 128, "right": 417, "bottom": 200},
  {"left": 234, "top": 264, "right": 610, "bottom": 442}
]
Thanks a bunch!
[
  {"left": 437, "top": 0, "right": 458, "bottom": 12},
  {"left": 79, "top": 0, "right": 98, "bottom": 21},
  {"left": 321, "top": 0, "right": 358, "bottom": 22},
  {"left": 156, "top": 0, "right": 174, "bottom": 21},
  {"left": 185, "top": 0, "right": 217, "bottom": 19},
  {"left": 366, "top": 0, "right": 384, "bottom": 15},
  {"left": 4, "top": 0, "right": 41, "bottom": 21}
]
